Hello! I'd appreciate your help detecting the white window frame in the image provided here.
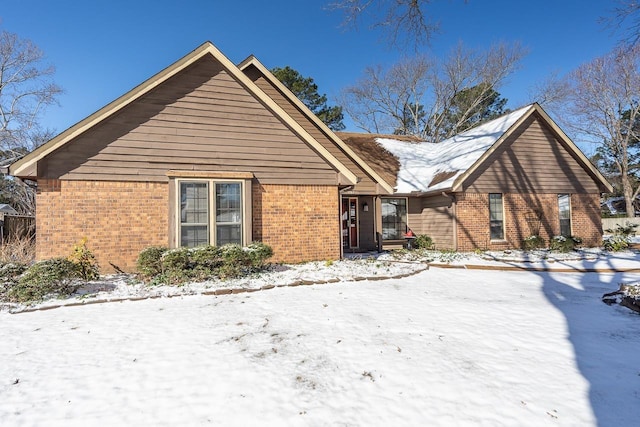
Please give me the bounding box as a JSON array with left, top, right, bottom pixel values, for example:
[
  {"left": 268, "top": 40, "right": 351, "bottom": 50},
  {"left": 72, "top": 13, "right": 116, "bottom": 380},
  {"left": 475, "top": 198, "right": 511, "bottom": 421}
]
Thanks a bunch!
[
  {"left": 176, "top": 178, "right": 245, "bottom": 247},
  {"left": 489, "top": 193, "right": 505, "bottom": 241},
  {"left": 558, "top": 194, "right": 572, "bottom": 237}
]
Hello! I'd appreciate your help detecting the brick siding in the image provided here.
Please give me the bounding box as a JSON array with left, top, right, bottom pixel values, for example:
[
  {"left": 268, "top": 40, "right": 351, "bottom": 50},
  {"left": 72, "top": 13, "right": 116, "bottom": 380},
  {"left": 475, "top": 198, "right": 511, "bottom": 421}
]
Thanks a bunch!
[
  {"left": 36, "top": 180, "right": 340, "bottom": 273},
  {"left": 455, "top": 192, "right": 603, "bottom": 251},
  {"left": 253, "top": 183, "right": 340, "bottom": 263},
  {"left": 36, "top": 180, "right": 168, "bottom": 273}
]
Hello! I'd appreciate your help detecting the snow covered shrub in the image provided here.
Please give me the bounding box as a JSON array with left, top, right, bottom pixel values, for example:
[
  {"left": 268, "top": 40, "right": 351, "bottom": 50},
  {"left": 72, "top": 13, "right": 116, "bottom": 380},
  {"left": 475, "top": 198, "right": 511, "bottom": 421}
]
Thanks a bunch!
[
  {"left": 136, "top": 246, "right": 169, "bottom": 278},
  {"left": 160, "top": 247, "right": 192, "bottom": 285},
  {"left": 245, "top": 242, "right": 273, "bottom": 268},
  {"left": 140, "top": 243, "right": 274, "bottom": 285},
  {"left": 413, "top": 235, "right": 433, "bottom": 250},
  {"left": 68, "top": 238, "right": 99, "bottom": 281},
  {"left": 550, "top": 235, "right": 582, "bottom": 253},
  {"left": 603, "top": 222, "right": 638, "bottom": 252},
  {"left": 605, "top": 222, "right": 639, "bottom": 238},
  {"left": 603, "top": 235, "right": 630, "bottom": 252},
  {"left": 522, "top": 235, "right": 545, "bottom": 251},
  {"left": 8, "top": 258, "right": 80, "bottom": 303}
]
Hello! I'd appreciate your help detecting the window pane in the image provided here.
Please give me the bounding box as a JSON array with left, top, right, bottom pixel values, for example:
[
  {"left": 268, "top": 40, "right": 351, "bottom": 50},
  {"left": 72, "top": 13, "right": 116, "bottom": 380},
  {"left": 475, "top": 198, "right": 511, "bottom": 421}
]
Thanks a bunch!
[
  {"left": 180, "top": 182, "right": 209, "bottom": 247},
  {"left": 181, "top": 182, "right": 209, "bottom": 224},
  {"left": 216, "top": 224, "right": 242, "bottom": 246},
  {"left": 381, "top": 198, "right": 407, "bottom": 240},
  {"left": 181, "top": 225, "right": 208, "bottom": 247},
  {"left": 215, "top": 183, "right": 242, "bottom": 245},
  {"left": 558, "top": 194, "right": 571, "bottom": 236},
  {"left": 489, "top": 194, "right": 504, "bottom": 240}
]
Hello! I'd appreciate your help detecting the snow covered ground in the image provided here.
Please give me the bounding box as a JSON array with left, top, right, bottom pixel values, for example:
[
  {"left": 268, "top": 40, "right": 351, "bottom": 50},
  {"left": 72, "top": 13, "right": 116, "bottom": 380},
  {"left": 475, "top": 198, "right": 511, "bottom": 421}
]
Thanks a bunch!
[{"left": 2, "top": 257, "right": 640, "bottom": 426}]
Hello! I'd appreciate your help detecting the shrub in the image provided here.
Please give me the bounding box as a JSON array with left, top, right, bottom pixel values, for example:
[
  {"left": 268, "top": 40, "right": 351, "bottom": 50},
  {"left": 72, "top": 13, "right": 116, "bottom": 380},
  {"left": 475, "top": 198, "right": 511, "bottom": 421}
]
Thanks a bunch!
[
  {"left": 137, "top": 246, "right": 169, "bottom": 278},
  {"left": 605, "top": 222, "right": 639, "bottom": 238},
  {"left": 522, "top": 235, "right": 545, "bottom": 251},
  {"left": 413, "top": 235, "right": 433, "bottom": 250},
  {"left": 67, "top": 238, "right": 100, "bottom": 281},
  {"left": 160, "top": 247, "right": 192, "bottom": 285},
  {"left": 603, "top": 221, "right": 638, "bottom": 252},
  {"left": 137, "top": 242, "right": 274, "bottom": 285},
  {"left": 550, "top": 235, "right": 582, "bottom": 253},
  {"left": 603, "top": 235, "right": 630, "bottom": 252},
  {"left": 0, "top": 236, "right": 35, "bottom": 265},
  {"left": 8, "top": 258, "right": 80, "bottom": 303},
  {"left": 245, "top": 242, "right": 273, "bottom": 268}
]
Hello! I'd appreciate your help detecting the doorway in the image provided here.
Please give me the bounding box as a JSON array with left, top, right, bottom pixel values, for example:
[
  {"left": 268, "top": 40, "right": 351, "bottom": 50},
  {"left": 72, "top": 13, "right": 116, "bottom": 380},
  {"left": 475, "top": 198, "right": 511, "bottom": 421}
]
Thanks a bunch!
[{"left": 341, "top": 197, "right": 358, "bottom": 249}]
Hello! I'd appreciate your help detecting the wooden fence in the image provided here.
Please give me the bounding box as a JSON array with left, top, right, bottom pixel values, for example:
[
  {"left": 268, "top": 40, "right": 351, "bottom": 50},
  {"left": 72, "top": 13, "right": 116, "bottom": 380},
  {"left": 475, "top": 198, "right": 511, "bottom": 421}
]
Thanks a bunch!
[
  {"left": 601, "top": 217, "right": 640, "bottom": 233},
  {"left": 1, "top": 215, "right": 35, "bottom": 242}
]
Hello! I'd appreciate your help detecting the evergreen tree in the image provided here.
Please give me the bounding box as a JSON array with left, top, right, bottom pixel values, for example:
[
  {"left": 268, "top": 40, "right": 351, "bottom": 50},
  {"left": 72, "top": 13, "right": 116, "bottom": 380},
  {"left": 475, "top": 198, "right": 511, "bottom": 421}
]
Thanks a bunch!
[{"left": 271, "top": 66, "right": 345, "bottom": 131}]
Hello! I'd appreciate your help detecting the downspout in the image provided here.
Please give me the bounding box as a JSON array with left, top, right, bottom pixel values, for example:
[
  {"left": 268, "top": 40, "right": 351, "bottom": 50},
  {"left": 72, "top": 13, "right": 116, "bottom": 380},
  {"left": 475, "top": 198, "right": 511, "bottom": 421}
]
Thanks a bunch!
[{"left": 442, "top": 192, "right": 457, "bottom": 251}]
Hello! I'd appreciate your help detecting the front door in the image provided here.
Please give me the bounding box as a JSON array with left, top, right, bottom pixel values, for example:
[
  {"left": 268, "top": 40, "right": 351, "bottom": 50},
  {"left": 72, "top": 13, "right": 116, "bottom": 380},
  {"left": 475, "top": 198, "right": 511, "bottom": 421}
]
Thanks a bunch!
[{"left": 341, "top": 197, "right": 358, "bottom": 249}]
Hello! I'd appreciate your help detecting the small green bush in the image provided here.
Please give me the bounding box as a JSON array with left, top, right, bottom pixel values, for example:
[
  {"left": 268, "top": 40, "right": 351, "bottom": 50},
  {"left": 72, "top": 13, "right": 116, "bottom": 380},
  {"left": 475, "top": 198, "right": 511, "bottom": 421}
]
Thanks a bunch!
[
  {"left": 605, "top": 222, "right": 639, "bottom": 238},
  {"left": 603, "top": 235, "right": 630, "bottom": 252},
  {"left": 246, "top": 242, "right": 274, "bottom": 268},
  {"left": 8, "top": 258, "right": 80, "bottom": 303},
  {"left": 413, "top": 235, "right": 433, "bottom": 250},
  {"left": 522, "top": 235, "right": 545, "bottom": 251},
  {"left": 550, "top": 235, "right": 582, "bottom": 253},
  {"left": 68, "top": 238, "right": 99, "bottom": 281},
  {"left": 137, "top": 246, "right": 169, "bottom": 278},
  {"left": 138, "top": 242, "right": 274, "bottom": 285}
]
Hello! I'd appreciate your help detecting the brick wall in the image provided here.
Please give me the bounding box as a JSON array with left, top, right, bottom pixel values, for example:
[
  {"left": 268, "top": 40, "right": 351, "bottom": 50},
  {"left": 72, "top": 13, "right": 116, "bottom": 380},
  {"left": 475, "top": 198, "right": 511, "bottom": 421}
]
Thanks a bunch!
[
  {"left": 36, "top": 180, "right": 340, "bottom": 273},
  {"left": 253, "top": 183, "right": 340, "bottom": 263},
  {"left": 455, "top": 192, "right": 603, "bottom": 251},
  {"left": 37, "top": 180, "right": 168, "bottom": 273}
]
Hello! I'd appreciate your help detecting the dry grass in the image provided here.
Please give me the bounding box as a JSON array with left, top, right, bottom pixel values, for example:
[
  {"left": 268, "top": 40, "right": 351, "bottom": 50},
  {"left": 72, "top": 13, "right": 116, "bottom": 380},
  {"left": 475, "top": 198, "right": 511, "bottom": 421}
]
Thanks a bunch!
[{"left": 0, "top": 236, "right": 35, "bottom": 265}]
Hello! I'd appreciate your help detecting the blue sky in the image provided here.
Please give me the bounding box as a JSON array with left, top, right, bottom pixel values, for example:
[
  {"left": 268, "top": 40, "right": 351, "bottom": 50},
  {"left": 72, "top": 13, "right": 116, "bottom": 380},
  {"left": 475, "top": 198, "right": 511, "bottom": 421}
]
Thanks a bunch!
[{"left": 1, "top": 0, "right": 621, "bottom": 152}]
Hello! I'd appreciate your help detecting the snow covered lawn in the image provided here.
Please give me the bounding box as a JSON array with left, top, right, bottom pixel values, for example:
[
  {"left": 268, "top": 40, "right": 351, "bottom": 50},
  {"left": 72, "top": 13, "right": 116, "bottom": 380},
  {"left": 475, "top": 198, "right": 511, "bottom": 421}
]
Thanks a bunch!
[{"left": 2, "top": 266, "right": 640, "bottom": 426}]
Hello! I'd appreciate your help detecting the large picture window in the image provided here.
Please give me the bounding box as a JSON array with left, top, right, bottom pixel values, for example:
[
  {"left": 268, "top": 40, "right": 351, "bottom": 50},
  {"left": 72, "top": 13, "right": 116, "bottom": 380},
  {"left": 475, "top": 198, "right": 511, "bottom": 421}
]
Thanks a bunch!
[
  {"left": 180, "top": 180, "right": 243, "bottom": 247},
  {"left": 381, "top": 198, "right": 407, "bottom": 240},
  {"left": 489, "top": 193, "right": 504, "bottom": 240},
  {"left": 558, "top": 194, "right": 571, "bottom": 236}
]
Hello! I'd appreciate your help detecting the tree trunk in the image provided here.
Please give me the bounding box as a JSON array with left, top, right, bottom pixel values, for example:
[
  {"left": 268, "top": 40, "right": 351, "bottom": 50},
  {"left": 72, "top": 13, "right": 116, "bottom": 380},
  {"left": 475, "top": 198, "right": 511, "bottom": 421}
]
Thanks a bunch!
[{"left": 622, "top": 174, "right": 636, "bottom": 218}]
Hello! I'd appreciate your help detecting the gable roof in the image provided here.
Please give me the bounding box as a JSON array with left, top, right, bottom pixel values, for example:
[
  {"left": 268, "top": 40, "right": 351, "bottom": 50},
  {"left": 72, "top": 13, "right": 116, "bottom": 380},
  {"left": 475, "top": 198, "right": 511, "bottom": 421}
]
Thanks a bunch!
[
  {"left": 9, "top": 42, "right": 358, "bottom": 185},
  {"left": 237, "top": 56, "right": 395, "bottom": 194},
  {"left": 341, "top": 103, "right": 613, "bottom": 195}
]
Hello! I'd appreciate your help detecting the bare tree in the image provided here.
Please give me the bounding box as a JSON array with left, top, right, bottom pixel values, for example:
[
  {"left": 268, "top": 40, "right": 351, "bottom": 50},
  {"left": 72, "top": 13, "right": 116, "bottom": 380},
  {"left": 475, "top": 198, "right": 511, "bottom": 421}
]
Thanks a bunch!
[
  {"left": 0, "top": 30, "right": 62, "bottom": 161},
  {"left": 340, "top": 42, "right": 526, "bottom": 142},
  {"left": 564, "top": 44, "right": 640, "bottom": 217},
  {"left": 328, "top": 0, "right": 449, "bottom": 49},
  {"left": 603, "top": 1, "right": 640, "bottom": 47},
  {"left": 0, "top": 29, "right": 61, "bottom": 215}
]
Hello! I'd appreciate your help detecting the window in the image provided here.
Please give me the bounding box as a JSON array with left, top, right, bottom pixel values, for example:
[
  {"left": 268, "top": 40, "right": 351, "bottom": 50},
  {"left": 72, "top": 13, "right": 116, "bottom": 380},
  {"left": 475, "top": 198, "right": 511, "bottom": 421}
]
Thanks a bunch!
[
  {"left": 179, "top": 180, "right": 243, "bottom": 247},
  {"left": 558, "top": 194, "right": 571, "bottom": 236},
  {"left": 381, "top": 198, "right": 407, "bottom": 240},
  {"left": 489, "top": 193, "right": 504, "bottom": 240}
]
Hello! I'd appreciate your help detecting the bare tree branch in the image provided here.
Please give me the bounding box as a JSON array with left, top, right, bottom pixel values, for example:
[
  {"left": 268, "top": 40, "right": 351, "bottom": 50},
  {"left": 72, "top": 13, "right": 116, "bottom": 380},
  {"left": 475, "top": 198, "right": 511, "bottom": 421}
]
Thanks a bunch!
[
  {"left": 340, "top": 42, "right": 527, "bottom": 142},
  {"left": 563, "top": 44, "right": 640, "bottom": 216},
  {"left": 327, "top": 0, "right": 449, "bottom": 49},
  {"left": 0, "top": 30, "right": 62, "bottom": 158},
  {"left": 602, "top": 1, "right": 640, "bottom": 47}
]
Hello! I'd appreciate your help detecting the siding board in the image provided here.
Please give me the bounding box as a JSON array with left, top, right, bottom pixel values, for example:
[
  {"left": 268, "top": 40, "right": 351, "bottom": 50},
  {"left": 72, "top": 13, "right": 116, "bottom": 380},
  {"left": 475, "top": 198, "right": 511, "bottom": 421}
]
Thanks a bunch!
[
  {"left": 43, "top": 55, "right": 339, "bottom": 185},
  {"left": 244, "top": 67, "right": 381, "bottom": 194},
  {"left": 463, "top": 115, "right": 601, "bottom": 194}
]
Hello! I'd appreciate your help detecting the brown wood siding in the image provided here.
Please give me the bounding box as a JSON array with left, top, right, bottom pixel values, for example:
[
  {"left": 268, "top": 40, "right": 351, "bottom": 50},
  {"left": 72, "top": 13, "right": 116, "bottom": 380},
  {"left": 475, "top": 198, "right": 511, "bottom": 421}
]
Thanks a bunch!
[
  {"left": 462, "top": 114, "right": 601, "bottom": 194},
  {"left": 408, "top": 195, "right": 454, "bottom": 249},
  {"left": 244, "top": 66, "right": 379, "bottom": 194},
  {"left": 42, "top": 56, "right": 338, "bottom": 185}
]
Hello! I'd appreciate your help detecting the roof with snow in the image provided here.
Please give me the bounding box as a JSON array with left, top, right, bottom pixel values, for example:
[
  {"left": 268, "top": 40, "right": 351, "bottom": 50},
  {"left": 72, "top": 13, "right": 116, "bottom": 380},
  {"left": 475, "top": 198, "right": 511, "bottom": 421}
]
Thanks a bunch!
[{"left": 339, "top": 103, "right": 611, "bottom": 195}]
